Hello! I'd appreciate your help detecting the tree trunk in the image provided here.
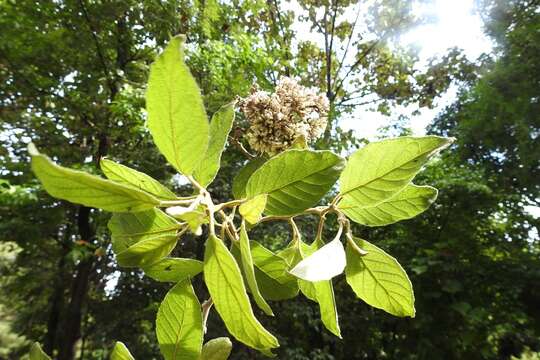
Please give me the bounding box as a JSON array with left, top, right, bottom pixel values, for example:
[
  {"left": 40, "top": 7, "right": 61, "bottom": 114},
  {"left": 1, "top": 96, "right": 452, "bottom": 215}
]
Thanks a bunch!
[
  {"left": 43, "top": 252, "right": 67, "bottom": 355},
  {"left": 57, "top": 206, "right": 94, "bottom": 360}
]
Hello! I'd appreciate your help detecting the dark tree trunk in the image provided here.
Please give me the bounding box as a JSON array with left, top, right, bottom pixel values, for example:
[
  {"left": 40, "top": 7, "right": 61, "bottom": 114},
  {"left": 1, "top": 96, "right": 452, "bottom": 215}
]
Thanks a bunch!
[
  {"left": 43, "top": 252, "right": 67, "bottom": 355},
  {"left": 57, "top": 206, "right": 95, "bottom": 360}
]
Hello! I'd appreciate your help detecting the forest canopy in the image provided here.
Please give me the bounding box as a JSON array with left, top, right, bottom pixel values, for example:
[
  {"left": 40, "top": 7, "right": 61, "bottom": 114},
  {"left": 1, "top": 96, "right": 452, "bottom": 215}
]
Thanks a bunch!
[{"left": 0, "top": 0, "right": 538, "bottom": 359}]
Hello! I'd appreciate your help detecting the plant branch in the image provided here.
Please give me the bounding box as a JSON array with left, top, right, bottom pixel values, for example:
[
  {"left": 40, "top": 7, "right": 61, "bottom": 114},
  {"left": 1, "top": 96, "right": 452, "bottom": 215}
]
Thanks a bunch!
[
  {"left": 289, "top": 218, "right": 301, "bottom": 244},
  {"left": 334, "top": 3, "right": 362, "bottom": 82},
  {"left": 215, "top": 199, "right": 245, "bottom": 212},
  {"left": 77, "top": 0, "right": 116, "bottom": 95},
  {"left": 316, "top": 214, "right": 326, "bottom": 241},
  {"left": 333, "top": 40, "right": 379, "bottom": 97}
]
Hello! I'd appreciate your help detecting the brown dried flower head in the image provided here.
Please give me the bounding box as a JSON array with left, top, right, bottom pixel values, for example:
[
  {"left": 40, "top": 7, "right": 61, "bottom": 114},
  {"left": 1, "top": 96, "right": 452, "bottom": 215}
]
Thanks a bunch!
[{"left": 238, "top": 77, "right": 329, "bottom": 155}]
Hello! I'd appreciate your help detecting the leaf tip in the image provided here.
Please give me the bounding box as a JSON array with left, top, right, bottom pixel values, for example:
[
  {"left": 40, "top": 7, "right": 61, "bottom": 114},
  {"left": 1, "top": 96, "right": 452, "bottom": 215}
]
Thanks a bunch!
[{"left": 27, "top": 142, "right": 39, "bottom": 156}]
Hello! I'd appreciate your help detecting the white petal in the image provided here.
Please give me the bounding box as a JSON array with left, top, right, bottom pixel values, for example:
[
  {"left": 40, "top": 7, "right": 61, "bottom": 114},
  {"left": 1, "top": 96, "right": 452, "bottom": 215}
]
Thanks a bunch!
[
  {"left": 289, "top": 239, "right": 346, "bottom": 281},
  {"left": 165, "top": 206, "right": 191, "bottom": 217}
]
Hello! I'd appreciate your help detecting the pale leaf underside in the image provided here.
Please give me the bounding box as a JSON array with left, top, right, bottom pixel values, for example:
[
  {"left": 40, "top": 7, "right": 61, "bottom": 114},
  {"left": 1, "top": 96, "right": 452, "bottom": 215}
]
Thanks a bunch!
[
  {"left": 339, "top": 184, "right": 438, "bottom": 226},
  {"left": 246, "top": 149, "right": 345, "bottom": 216},
  {"left": 146, "top": 35, "right": 209, "bottom": 175},
  {"left": 101, "top": 158, "right": 177, "bottom": 200},
  {"left": 339, "top": 136, "right": 452, "bottom": 207},
  {"left": 108, "top": 208, "right": 181, "bottom": 267},
  {"left": 204, "top": 236, "right": 278, "bottom": 353},
  {"left": 156, "top": 280, "right": 203, "bottom": 360},
  {"left": 345, "top": 237, "right": 415, "bottom": 317},
  {"left": 29, "top": 144, "right": 160, "bottom": 212},
  {"left": 110, "top": 341, "right": 135, "bottom": 360},
  {"left": 297, "top": 239, "right": 341, "bottom": 337}
]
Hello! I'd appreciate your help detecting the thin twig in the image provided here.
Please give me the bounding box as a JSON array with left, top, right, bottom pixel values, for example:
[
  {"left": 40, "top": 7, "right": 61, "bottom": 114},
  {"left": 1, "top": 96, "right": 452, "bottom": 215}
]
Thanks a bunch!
[
  {"left": 289, "top": 218, "right": 301, "bottom": 244},
  {"left": 229, "top": 136, "right": 256, "bottom": 159},
  {"left": 78, "top": 0, "right": 116, "bottom": 94},
  {"left": 333, "top": 40, "right": 380, "bottom": 97},
  {"left": 316, "top": 215, "right": 326, "bottom": 241},
  {"left": 334, "top": 3, "right": 363, "bottom": 81},
  {"left": 215, "top": 199, "right": 245, "bottom": 212}
]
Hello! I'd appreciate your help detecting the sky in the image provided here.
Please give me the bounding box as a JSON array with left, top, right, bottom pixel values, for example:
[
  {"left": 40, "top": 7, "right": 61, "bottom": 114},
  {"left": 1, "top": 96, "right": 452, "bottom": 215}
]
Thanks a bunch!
[{"left": 286, "top": 0, "right": 494, "bottom": 139}]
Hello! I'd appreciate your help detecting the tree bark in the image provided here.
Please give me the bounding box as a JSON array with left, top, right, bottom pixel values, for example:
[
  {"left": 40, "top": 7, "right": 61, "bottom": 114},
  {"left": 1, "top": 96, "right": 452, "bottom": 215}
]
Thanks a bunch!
[
  {"left": 57, "top": 206, "right": 94, "bottom": 360},
  {"left": 43, "top": 250, "right": 67, "bottom": 355}
]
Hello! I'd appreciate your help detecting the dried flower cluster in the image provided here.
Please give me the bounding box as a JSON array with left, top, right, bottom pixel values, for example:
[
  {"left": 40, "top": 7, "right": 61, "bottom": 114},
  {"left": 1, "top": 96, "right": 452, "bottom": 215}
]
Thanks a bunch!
[{"left": 238, "top": 77, "right": 329, "bottom": 155}]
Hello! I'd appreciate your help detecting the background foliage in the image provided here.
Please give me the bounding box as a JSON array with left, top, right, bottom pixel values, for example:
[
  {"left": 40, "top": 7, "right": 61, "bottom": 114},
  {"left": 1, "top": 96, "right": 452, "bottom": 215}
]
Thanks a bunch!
[{"left": 0, "top": 0, "right": 538, "bottom": 359}]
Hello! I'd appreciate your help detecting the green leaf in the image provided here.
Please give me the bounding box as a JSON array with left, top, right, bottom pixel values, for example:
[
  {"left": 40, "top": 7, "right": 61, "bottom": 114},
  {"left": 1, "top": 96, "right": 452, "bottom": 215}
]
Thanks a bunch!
[
  {"left": 29, "top": 144, "right": 160, "bottom": 212},
  {"left": 239, "top": 194, "right": 267, "bottom": 224},
  {"left": 29, "top": 343, "right": 51, "bottom": 360},
  {"left": 297, "top": 240, "right": 341, "bottom": 338},
  {"left": 345, "top": 237, "right": 415, "bottom": 317},
  {"left": 100, "top": 158, "right": 177, "bottom": 200},
  {"left": 239, "top": 223, "right": 273, "bottom": 315},
  {"left": 201, "top": 337, "right": 233, "bottom": 360},
  {"left": 339, "top": 136, "right": 452, "bottom": 207},
  {"left": 245, "top": 149, "right": 345, "bottom": 216},
  {"left": 193, "top": 102, "right": 235, "bottom": 186},
  {"left": 232, "top": 158, "right": 266, "bottom": 199},
  {"left": 204, "top": 235, "right": 279, "bottom": 353},
  {"left": 277, "top": 245, "right": 303, "bottom": 269},
  {"left": 254, "top": 267, "right": 299, "bottom": 301},
  {"left": 143, "top": 258, "right": 203, "bottom": 282},
  {"left": 339, "top": 184, "right": 438, "bottom": 226},
  {"left": 146, "top": 35, "right": 209, "bottom": 175},
  {"left": 247, "top": 242, "right": 299, "bottom": 301},
  {"left": 156, "top": 280, "right": 203, "bottom": 360},
  {"left": 110, "top": 341, "right": 135, "bottom": 360},
  {"left": 252, "top": 242, "right": 298, "bottom": 285},
  {"left": 109, "top": 208, "right": 181, "bottom": 267}
]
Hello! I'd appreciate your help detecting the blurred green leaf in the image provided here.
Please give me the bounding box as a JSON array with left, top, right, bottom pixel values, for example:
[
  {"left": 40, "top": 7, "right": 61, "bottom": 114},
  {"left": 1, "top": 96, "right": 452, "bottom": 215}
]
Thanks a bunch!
[
  {"left": 29, "top": 343, "right": 51, "bottom": 360},
  {"left": 110, "top": 341, "right": 135, "bottom": 360},
  {"left": 201, "top": 337, "right": 233, "bottom": 360},
  {"left": 143, "top": 258, "right": 203, "bottom": 282}
]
